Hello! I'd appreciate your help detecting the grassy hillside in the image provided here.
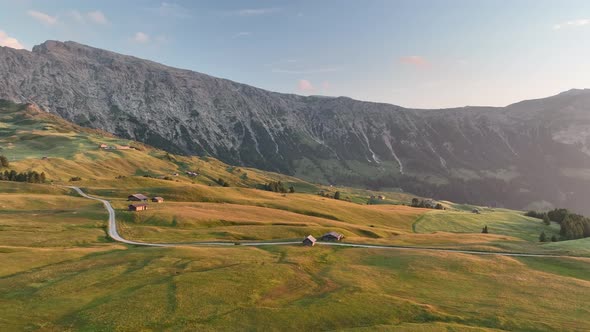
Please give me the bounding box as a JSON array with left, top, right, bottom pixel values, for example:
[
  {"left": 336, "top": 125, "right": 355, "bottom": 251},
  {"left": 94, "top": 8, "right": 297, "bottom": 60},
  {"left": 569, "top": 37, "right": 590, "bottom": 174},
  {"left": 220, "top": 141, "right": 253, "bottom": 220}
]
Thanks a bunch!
[
  {"left": 0, "top": 188, "right": 588, "bottom": 331},
  {"left": 1, "top": 100, "right": 590, "bottom": 330}
]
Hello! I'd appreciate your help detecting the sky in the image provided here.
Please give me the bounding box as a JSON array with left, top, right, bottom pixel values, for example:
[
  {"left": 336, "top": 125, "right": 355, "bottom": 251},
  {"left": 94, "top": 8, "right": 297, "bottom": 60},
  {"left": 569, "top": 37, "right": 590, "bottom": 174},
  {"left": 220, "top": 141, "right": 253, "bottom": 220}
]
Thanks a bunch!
[{"left": 0, "top": 0, "right": 589, "bottom": 108}]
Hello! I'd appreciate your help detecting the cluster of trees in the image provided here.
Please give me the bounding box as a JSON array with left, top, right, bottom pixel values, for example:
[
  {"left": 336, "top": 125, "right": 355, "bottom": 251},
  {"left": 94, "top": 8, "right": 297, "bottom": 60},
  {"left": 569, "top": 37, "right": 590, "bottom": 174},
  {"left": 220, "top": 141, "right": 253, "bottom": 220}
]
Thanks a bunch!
[
  {"left": 527, "top": 208, "right": 590, "bottom": 241},
  {"left": 410, "top": 198, "right": 444, "bottom": 210},
  {"left": 539, "top": 231, "right": 558, "bottom": 242},
  {"left": 0, "top": 155, "right": 9, "bottom": 168},
  {"left": 216, "top": 178, "right": 230, "bottom": 187},
  {"left": 263, "top": 181, "right": 294, "bottom": 193},
  {"left": 0, "top": 170, "right": 46, "bottom": 183},
  {"left": 318, "top": 190, "right": 341, "bottom": 200}
]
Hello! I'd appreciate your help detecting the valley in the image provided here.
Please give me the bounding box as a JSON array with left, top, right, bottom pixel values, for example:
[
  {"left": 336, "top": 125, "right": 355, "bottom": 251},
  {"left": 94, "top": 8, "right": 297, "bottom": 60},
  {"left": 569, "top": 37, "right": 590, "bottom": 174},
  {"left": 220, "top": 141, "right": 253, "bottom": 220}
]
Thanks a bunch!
[{"left": 1, "top": 99, "right": 589, "bottom": 330}]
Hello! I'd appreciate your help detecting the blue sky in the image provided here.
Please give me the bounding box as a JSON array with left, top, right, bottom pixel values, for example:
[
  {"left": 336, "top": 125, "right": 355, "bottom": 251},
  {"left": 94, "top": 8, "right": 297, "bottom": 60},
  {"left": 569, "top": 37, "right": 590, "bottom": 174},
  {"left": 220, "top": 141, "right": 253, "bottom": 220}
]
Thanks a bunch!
[{"left": 1, "top": 0, "right": 589, "bottom": 108}]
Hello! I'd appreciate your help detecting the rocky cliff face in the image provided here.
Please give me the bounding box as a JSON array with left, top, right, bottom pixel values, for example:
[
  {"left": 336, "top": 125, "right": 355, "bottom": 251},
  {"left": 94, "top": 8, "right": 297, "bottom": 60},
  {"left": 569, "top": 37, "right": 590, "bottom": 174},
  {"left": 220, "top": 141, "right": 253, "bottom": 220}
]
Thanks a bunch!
[{"left": 1, "top": 41, "right": 590, "bottom": 213}]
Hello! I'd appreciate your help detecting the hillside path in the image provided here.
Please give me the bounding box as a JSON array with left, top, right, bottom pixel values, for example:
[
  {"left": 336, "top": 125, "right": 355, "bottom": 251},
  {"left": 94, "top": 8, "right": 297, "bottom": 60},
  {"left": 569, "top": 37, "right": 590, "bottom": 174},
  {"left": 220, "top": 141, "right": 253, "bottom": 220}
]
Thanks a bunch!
[{"left": 69, "top": 186, "right": 584, "bottom": 258}]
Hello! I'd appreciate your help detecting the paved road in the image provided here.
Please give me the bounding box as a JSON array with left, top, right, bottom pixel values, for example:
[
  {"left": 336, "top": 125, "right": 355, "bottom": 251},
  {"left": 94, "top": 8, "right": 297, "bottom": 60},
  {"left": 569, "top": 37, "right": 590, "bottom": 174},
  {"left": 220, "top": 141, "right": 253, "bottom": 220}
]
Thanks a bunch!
[{"left": 69, "top": 186, "right": 582, "bottom": 259}]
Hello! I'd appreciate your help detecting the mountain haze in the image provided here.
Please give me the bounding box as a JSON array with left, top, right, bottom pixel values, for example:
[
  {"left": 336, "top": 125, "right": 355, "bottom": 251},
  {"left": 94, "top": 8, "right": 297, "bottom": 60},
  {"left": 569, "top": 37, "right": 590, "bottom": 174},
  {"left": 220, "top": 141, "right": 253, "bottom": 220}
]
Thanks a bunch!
[{"left": 1, "top": 41, "right": 589, "bottom": 213}]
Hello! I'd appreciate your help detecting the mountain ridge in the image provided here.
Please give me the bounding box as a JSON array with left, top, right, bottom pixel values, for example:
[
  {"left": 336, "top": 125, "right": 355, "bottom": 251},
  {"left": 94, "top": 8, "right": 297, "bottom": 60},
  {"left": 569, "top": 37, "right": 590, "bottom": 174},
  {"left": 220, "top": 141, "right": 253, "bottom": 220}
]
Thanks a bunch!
[{"left": 1, "top": 40, "right": 590, "bottom": 213}]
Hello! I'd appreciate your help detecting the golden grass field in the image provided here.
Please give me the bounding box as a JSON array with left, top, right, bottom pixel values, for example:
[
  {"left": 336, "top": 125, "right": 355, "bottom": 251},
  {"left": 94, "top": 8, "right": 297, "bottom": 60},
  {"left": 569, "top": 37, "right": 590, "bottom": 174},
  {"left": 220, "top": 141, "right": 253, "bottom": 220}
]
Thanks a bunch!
[{"left": 2, "top": 100, "right": 590, "bottom": 330}]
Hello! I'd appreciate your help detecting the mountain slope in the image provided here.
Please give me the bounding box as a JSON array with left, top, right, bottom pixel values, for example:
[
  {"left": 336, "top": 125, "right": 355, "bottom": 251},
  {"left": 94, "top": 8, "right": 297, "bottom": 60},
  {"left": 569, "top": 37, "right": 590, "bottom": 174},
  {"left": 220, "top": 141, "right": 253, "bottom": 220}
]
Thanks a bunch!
[{"left": 1, "top": 41, "right": 589, "bottom": 213}]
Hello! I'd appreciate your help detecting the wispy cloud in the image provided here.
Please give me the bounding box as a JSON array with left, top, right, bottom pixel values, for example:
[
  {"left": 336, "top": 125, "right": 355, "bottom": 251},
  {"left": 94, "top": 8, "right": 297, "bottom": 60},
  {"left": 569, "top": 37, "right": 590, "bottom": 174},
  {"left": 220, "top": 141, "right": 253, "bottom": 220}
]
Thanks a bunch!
[
  {"left": 133, "top": 32, "right": 150, "bottom": 43},
  {"left": 232, "top": 8, "right": 280, "bottom": 16},
  {"left": 28, "top": 10, "right": 58, "bottom": 25},
  {"left": 67, "top": 10, "right": 109, "bottom": 25},
  {"left": 0, "top": 30, "right": 25, "bottom": 49},
  {"left": 146, "top": 2, "right": 191, "bottom": 18},
  {"left": 553, "top": 19, "right": 589, "bottom": 30},
  {"left": 87, "top": 10, "right": 108, "bottom": 24},
  {"left": 233, "top": 31, "right": 251, "bottom": 38},
  {"left": 399, "top": 55, "right": 430, "bottom": 68},
  {"left": 298, "top": 79, "right": 314, "bottom": 92},
  {"left": 68, "top": 10, "right": 85, "bottom": 23}
]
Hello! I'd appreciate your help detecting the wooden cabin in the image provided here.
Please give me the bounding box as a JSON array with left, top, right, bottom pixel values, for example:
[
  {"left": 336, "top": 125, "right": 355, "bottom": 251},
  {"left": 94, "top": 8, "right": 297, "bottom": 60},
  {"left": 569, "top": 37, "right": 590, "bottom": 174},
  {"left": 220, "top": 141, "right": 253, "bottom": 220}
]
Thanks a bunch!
[
  {"left": 152, "top": 197, "right": 164, "bottom": 203},
  {"left": 302, "top": 235, "right": 317, "bottom": 246},
  {"left": 128, "top": 194, "right": 148, "bottom": 201},
  {"left": 128, "top": 203, "right": 147, "bottom": 211},
  {"left": 320, "top": 231, "right": 344, "bottom": 241}
]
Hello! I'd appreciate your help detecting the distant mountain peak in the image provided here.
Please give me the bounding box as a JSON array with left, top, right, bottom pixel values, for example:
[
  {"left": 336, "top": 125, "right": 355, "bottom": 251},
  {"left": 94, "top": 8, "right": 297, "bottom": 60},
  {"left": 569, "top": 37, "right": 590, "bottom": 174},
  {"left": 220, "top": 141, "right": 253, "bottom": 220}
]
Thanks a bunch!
[{"left": 557, "top": 88, "right": 590, "bottom": 97}]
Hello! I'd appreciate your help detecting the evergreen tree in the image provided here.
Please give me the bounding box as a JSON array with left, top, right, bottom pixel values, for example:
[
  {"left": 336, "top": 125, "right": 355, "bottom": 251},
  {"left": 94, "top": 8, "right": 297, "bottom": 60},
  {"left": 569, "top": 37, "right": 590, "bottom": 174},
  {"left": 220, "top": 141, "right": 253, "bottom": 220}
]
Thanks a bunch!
[
  {"left": 334, "top": 191, "right": 341, "bottom": 200},
  {"left": 482, "top": 225, "right": 488, "bottom": 234},
  {"left": 0, "top": 155, "right": 8, "bottom": 168},
  {"left": 550, "top": 235, "right": 558, "bottom": 242},
  {"left": 289, "top": 185, "right": 295, "bottom": 193},
  {"left": 539, "top": 231, "right": 547, "bottom": 242},
  {"left": 542, "top": 214, "right": 551, "bottom": 225}
]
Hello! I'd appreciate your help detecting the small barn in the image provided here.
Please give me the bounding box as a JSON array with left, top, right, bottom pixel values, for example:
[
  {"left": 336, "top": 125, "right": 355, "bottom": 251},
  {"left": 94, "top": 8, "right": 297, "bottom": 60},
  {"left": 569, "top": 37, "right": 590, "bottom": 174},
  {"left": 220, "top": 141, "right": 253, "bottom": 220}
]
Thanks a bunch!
[
  {"left": 99, "top": 144, "right": 108, "bottom": 149},
  {"left": 129, "top": 203, "right": 147, "bottom": 211},
  {"left": 128, "top": 194, "right": 148, "bottom": 201},
  {"left": 320, "top": 231, "right": 344, "bottom": 241},
  {"left": 302, "top": 235, "right": 317, "bottom": 246},
  {"left": 152, "top": 197, "right": 164, "bottom": 203}
]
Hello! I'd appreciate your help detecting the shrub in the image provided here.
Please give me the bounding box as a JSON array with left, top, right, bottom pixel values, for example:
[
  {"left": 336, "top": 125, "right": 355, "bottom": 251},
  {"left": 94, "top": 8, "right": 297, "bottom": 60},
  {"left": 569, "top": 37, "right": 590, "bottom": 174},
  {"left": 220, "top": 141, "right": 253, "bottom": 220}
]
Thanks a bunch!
[{"left": 0, "top": 155, "right": 8, "bottom": 168}]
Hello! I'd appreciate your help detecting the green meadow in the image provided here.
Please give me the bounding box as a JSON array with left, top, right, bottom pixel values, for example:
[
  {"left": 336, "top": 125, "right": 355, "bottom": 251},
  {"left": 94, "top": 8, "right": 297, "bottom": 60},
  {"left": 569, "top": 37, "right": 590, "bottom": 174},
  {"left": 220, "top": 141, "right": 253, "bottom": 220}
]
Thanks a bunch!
[{"left": 1, "top": 100, "right": 590, "bottom": 331}]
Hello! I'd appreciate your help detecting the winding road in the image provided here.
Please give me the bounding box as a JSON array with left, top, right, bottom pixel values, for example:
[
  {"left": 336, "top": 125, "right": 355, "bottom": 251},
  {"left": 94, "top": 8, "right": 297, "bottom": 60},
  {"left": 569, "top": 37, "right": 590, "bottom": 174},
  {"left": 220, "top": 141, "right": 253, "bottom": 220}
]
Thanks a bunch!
[{"left": 69, "top": 186, "right": 581, "bottom": 258}]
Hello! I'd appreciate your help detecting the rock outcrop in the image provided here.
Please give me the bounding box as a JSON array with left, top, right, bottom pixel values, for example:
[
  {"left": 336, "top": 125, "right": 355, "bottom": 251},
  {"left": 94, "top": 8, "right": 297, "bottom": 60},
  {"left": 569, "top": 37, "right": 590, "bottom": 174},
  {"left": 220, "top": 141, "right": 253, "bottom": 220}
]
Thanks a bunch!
[{"left": 1, "top": 41, "right": 590, "bottom": 213}]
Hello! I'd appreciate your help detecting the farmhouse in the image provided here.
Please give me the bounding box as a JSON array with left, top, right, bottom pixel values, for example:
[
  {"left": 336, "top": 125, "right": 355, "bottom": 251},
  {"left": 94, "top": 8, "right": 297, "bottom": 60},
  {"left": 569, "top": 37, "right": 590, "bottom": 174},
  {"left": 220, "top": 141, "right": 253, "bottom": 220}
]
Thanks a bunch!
[
  {"left": 152, "top": 197, "right": 164, "bottom": 203},
  {"left": 128, "top": 203, "right": 147, "bottom": 211},
  {"left": 302, "top": 235, "right": 317, "bottom": 246},
  {"left": 320, "top": 231, "right": 344, "bottom": 241},
  {"left": 128, "top": 193, "right": 148, "bottom": 201}
]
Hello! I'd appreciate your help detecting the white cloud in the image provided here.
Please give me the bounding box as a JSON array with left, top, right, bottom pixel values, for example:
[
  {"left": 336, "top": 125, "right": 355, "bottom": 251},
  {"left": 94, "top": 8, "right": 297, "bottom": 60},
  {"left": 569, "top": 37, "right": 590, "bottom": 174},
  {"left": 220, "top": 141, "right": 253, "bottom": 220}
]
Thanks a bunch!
[
  {"left": 234, "top": 8, "right": 280, "bottom": 16},
  {"left": 68, "top": 10, "right": 85, "bottom": 23},
  {"left": 28, "top": 10, "right": 58, "bottom": 25},
  {"left": 147, "top": 2, "right": 191, "bottom": 18},
  {"left": 0, "top": 30, "right": 25, "bottom": 49},
  {"left": 233, "top": 31, "right": 251, "bottom": 38},
  {"left": 133, "top": 32, "right": 150, "bottom": 43},
  {"left": 87, "top": 10, "right": 108, "bottom": 24},
  {"left": 67, "top": 10, "right": 109, "bottom": 25},
  {"left": 553, "top": 19, "right": 590, "bottom": 30},
  {"left": 298, "top": 79, "right": 314, "bottom": 92}
]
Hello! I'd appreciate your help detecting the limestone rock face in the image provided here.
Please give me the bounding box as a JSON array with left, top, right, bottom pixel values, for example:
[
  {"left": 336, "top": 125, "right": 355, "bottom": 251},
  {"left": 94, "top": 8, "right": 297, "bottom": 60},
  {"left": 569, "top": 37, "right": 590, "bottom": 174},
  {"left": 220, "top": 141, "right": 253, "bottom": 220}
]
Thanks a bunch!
[{"left": 2, "top": 41, "right": 590, "bottom": 213}]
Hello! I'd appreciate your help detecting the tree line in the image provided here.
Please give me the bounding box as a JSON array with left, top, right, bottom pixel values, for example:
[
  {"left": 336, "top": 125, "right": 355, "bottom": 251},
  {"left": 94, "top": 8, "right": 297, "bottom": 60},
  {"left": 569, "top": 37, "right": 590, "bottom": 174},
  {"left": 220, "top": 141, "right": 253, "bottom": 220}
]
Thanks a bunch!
[
  {"left": 262, "top": 181, "right": 295, "bottom": 193},
  {"left": 410, "top": 198, "right": 444, "bottom": 210},
  {"left": 526, "top": 208, "right": 590, "bottom": 241},
  {"left": 0, "top": 170, "right": 46, "bottom": 183}
]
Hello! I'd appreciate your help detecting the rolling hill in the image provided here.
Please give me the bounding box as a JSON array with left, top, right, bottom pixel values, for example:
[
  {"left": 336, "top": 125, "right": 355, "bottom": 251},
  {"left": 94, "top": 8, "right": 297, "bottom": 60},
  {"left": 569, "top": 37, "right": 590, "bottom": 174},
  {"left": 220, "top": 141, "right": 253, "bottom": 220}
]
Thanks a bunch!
[
  {"left": 1, "top": 41, "right": 590, "bottom": 214},
  {"left": 1, "top": 98, "right": 590, "bottom": 331}
]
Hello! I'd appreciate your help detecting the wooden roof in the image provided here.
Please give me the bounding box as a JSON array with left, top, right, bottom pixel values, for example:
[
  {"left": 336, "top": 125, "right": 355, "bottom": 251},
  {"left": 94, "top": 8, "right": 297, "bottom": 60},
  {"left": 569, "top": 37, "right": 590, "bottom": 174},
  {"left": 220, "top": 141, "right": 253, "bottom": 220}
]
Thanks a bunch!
[
  {"left": 323, "top": 231, "right": 343, "bottom": 238},
  {"left": 129, "top": 203, "right": 147, "bottom": 207}
]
